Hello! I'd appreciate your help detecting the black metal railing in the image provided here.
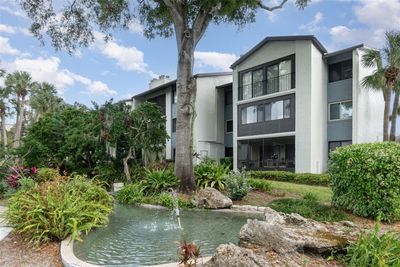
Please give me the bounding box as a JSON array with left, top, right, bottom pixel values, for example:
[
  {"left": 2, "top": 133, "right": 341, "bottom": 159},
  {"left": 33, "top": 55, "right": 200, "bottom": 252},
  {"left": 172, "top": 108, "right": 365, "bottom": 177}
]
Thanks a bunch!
[{"left": 239, "top": 72, "right": 295, "bottom": 100}]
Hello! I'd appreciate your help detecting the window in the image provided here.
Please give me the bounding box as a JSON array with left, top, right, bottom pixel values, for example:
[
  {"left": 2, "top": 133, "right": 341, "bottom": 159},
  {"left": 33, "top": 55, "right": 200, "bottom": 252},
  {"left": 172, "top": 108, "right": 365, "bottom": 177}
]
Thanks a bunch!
[
  {"left": 225, "top": 90, "right": 232, "bottom": 105},
  {"left": 225, "top": 147, "right": 233, "bottom": 157},
  {"left": 239, "top": 55, "right": 295, "bottom": 100},
  {"left": 329, "top": 101, "right": 352, "bottom": 120},
  {"left": 226, "top": 120, "right": 233, "bottom": 133},
  {"left": 241, "top": 106, "right": 257, "bottom": 124},
  {"left": 329, "top": 59, "right": 352, "bottom": 82},
  {"left": 264, "top": 99, "right": 291, "bottom": 121},
  {"left": 172, "top": 90, "right": 177, "bottom": 104},
  {"left": 241, "top": 72, "right": 252, "bottom": 100},
  {"left": 257, "top": 105, "right": 264, "bottom": 122},
  {"left": 172, "top": 118, "right": 176, "bottom": 132},
  {"left": 329, "top": 140, "right": 352, "bottom": 152}
]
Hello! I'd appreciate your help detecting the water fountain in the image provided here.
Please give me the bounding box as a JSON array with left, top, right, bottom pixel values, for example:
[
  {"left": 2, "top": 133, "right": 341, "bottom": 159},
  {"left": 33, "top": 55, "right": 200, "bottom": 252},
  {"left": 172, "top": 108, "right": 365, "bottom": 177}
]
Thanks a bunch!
[{"left": 168, "top": 188, "right": 182, "bottom": 229}]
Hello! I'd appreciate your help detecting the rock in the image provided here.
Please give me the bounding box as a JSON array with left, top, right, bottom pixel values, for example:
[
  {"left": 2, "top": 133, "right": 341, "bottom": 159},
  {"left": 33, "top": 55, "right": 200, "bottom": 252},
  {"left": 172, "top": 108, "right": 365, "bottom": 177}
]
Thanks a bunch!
[
  {"left": 204, "top": 244, "right": 271, "bottom": 267},
  {"left": 341, "top": 220, "right": 356, "bottom": 228},
  {"left": 239, "top": 208, "right": 359, "bottom": 255},
  {"left": 192, "top": 187, "right": 233, "bottom": 209}
]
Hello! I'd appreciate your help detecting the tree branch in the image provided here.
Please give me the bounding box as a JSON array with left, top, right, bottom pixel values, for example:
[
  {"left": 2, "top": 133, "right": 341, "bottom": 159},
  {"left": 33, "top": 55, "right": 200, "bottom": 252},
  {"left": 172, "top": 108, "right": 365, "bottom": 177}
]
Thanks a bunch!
[
  {"left": 192, "top": 4, "right": 218, "bottom": 46},
  {"left": 257, "top": 0, "right": 288, "bottom": 12},
  {"left": 161, "top": 0, "right": 185, "bottom": 48}
]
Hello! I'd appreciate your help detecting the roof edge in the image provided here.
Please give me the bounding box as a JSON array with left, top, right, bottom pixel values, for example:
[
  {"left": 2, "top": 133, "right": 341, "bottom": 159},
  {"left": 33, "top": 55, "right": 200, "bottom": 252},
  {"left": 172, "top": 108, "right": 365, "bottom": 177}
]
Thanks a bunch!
[{"left": 324, "top": 44, "right": 364, "bottom": 58}]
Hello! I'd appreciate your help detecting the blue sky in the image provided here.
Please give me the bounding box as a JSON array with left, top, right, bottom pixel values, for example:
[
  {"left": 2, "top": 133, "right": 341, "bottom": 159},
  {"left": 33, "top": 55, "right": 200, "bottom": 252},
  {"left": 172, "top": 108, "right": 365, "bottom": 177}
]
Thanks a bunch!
[{"left": 0, "top": 0, "right": 399, "bottom": 106}]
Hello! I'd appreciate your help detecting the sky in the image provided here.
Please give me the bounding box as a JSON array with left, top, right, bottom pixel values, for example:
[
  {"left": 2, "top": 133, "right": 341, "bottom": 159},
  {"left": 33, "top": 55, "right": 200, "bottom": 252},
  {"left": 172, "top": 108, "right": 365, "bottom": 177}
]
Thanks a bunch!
[{"left": 0, "top": 0, "right": 400, "bottom": 107}]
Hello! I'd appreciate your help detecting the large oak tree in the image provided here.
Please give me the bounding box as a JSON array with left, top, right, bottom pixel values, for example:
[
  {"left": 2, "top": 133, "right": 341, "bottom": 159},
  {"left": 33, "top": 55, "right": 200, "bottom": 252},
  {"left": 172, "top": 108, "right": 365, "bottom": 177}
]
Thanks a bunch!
[{"left": 20, "top": 0, "right": 310, "bottom": 192}]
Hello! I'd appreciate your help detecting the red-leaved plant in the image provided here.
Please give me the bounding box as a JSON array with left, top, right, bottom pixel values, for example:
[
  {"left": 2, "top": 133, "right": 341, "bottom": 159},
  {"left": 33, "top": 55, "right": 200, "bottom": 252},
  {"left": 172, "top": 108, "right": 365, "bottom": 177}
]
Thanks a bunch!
[
  {"left": 6, "top": 166, "right": 38, "bottom": 189},
  {"left": 176, "top": 240, "right": 201, "bottom": 267}
]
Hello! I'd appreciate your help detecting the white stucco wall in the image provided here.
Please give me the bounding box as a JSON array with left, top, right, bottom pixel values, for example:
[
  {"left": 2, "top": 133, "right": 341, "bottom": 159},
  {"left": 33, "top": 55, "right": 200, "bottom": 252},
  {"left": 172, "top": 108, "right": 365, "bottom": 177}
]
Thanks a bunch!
[
  {"left": 193, "top": 74, "right": 232, "bottom": 163},
  {"left": 352, "top": 48, "right": 384, "bottom": 143},
  {"left": 232, "top": 40, "right": 327, "bottom": 173}
]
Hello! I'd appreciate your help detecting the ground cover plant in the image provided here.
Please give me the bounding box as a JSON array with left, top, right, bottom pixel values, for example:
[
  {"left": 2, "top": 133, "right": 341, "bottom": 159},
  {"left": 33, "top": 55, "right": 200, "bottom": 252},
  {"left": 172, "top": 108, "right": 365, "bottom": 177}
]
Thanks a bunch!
[
  {"left": 268, "top": 193, "right": 348, "bottom": 222},
  {"left": 6, "top": 175, "right": 113, "bottom": 245},
  {"left": 346, "top": 222, "right": 400, "bottom": 266},
  {"left": 329, "top": 142, "right": 400, "bottom": 221},
  {"left": 225, "top": 171, "right": 251, "bottom": 200}
]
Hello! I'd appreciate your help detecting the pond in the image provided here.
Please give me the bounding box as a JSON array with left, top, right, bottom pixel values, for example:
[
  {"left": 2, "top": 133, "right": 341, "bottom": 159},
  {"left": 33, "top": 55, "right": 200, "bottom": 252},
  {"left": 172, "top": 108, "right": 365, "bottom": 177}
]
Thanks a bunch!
[{"left": 74, "top": 204, "right": 261, "bottom": 266}]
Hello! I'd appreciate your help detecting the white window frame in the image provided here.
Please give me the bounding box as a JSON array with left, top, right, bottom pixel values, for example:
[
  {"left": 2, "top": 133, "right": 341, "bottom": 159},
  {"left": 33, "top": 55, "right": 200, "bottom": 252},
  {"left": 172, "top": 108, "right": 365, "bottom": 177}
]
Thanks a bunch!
[{"left": 328, "top": 100, "right": 352, "bottom": 121}]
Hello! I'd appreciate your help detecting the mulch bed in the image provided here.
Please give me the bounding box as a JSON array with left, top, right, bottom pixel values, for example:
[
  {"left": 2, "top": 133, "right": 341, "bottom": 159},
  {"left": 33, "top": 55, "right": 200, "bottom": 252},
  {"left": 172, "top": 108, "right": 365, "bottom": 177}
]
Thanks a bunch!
[{"left": 0, "top": 233, "right": 62, "bottom": 267}]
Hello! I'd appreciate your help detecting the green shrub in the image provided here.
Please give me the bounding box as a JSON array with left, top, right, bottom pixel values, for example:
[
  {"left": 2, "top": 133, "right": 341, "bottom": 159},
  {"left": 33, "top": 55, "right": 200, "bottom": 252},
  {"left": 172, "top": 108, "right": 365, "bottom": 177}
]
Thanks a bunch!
[
  {"left": 268, "top": 193, "right": 348, "bottom": 222},
  {"left": 225, "top": 171, "right": 251, "bottom": 200},
  {"left": 194, "top": 158, "right": 230, "bottom": 191},
  {"left": 18, "top": 177, "right": 36, "bottom": 191},
  {"left": 129, "top": 164, "right": 146, "bottom": 181},
  {"left": 157, "top": 192, "right": 194, "bottom": 209},
  {"left": 248, "top": 171, "right": 330, "bottom": 186},
  {"left": 220, "top": 157, "right": 233, "bottom": 169},
  {"left": 6, "top": 175, "right": 113, "bottom": 245},
  {"left": 115, "top": 183, "right": 145, "bottom": 204},
  {"left": 249, "top": 178, "right": 271, "bottom": 192},
  {"left": 0, "top": 181, "right": 6, "bottom": 198},
  {"left": 94, "top": 164, "right": 125, "bottom": 185},
  {"left": 35, "top": 168, "right": 60, "bottom": 183},
  {"left": 142, "top": 168, "right": 178, "bottom": 195},
  {"left": 329, "top": 142, "right": 400, "bottom": 222},
  {"left": 346, "top": 222, "right": 400, "bottom": 266}
]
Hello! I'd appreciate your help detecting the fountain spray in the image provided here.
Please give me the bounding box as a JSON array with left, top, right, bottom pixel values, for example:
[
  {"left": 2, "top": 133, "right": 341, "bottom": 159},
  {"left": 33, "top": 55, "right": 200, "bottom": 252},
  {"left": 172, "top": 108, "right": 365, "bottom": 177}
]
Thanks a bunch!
[{"left": 168, "top": 188, "right": 182, "bottom": 229}]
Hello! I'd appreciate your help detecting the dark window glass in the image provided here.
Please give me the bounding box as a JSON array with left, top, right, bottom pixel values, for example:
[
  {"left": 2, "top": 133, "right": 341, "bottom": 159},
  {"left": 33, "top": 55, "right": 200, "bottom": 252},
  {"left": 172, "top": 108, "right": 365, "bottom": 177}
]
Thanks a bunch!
[
  {"left": 225, "top": 147, "right": 233, "bottom": 157},
  {"left": 329, "top": 101, "right": 352, "bottom": 120},
  {"left": 253, "top": 69, "right": 264, "bottom": 97},
  {"left": 329, "top": 59, "right": 352, "bottom": 82},
  {"left": 329, "top": 140, "right": 352, "bottom": 153},
  {"left": 225, "top": 90, "right": 232, "bottom": 105},
  {"left": 226, "top": 120, "right": 233, "bottom": 133},
  {"left": 264, "top": 103, "right": 271, "bottom": 121},
  {"left": 283, "top": 99, "right": 291, "bottom": 118},
  {"left": 172, "top": 118, "right": 176, "bottom": 133}
]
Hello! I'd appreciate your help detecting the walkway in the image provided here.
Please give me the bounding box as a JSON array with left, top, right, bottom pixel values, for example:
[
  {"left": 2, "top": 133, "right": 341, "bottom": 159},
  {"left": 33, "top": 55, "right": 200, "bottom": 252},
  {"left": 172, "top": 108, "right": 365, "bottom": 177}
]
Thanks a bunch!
[{"left": 0, "top": 206, "right": 12, "bottom": 241}]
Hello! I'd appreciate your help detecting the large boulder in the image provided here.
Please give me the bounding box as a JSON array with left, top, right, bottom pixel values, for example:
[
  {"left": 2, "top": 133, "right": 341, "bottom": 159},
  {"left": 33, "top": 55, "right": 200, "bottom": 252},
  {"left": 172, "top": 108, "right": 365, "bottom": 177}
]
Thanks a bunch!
[
  {"left": 239, "top": 207, "right": 358, "bottom": 255},
  {"left": 192, "top": 187, "right": 233, "bottom": 209},
  {"left": 205, "top": 207, "right": 359, "bottom": 266},
  {"left": 204, "top": 244, "right": 270, "bottom": 267}
]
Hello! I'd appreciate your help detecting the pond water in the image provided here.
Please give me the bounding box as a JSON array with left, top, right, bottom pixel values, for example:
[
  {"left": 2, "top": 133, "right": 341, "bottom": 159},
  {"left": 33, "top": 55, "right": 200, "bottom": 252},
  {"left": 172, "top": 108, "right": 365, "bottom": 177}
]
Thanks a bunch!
[{"left": 74, "top": 204, "right": 261, "bottom": 266}]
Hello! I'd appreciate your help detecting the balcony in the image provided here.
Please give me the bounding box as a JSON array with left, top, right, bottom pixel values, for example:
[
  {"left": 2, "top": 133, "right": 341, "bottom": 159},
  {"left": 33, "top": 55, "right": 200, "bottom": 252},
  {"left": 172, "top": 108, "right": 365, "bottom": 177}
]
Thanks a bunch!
[
  {"left": 239, "top": 72, "right": 295, "bottom": 101},
  {"left": 237, "top": 136, "right": 295, "bottom": 171}
]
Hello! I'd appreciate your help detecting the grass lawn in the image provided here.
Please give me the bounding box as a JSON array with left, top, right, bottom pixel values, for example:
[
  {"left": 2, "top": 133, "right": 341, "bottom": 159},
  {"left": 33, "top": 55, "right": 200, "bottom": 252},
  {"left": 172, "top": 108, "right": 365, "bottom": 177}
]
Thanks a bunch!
[
  {"left": 237, "top": 180, "right": 347, "bottom": 222},
  {"left": 268, "top": 180, "right": 333, "bottom": 203}
]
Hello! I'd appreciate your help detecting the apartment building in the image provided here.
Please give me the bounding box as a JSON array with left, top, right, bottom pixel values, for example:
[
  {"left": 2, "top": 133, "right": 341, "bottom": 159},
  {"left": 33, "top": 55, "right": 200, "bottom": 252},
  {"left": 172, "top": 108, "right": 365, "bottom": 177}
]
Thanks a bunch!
[
  {"left": 132, "top": 73, "right": 232, "bottom": 163},
  {"left": 230, "top": 36, "right": 383, "bottom": 173}
]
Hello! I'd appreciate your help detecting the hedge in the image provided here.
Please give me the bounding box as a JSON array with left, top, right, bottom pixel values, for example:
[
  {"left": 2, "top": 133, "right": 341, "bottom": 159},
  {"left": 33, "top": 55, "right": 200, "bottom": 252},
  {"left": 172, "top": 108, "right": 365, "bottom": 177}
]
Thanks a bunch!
[
  {"left": 247, "top": 170, "right": 330, "bottom": 186},
  {"left": 329, "top": 142, "right": 400, "bottom": 222}
]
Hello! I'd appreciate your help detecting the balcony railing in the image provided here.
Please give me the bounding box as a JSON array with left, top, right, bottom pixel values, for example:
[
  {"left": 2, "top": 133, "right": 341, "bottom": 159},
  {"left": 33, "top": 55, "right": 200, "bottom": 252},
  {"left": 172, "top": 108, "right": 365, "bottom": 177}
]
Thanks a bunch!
[{"left": 239, "top": 72, "right": 295, "bottom": 101}]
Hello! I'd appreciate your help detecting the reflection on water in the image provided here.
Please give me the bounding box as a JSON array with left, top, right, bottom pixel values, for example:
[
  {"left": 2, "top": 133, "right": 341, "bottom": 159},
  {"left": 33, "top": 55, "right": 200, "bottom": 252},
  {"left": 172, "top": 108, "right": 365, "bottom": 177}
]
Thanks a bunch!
[{"left": 74, "top": 204, "right": 260, "bottom": 266}]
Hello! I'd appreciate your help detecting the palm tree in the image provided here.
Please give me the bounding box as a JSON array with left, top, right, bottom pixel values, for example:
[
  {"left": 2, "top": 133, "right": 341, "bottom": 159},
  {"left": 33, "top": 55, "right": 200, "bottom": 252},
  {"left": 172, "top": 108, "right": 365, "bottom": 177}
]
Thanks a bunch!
[
  {"left": 361, "top": 31, "right": 400, "bottom": 141},
  {"left": 30, "top": 82, "right": 65, "bottom": 122},
  {"left": 5, "top": 71, "right": 35, "bottom": 149},
  {"left": 390, "top": 81, "right": 400, "bottom": 141},
  {"left": 0, "top": 69, "right": 11, "bottom": 150}
]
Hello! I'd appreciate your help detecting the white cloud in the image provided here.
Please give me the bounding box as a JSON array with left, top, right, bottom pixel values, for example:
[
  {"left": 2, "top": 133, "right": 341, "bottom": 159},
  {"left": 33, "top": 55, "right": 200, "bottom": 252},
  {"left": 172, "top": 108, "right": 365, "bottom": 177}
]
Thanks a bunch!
[
  {"left": 194, "top": 51, "right": 239, "bottom": 71},
  {"left": 0, "top": 23, "right": 31, "bottom": 36},
  {"left": 299, "top": 12, "right": 324, "bottom": 33},
  {"left": 93, "top": 32, "right": 156, "bottom": 77},
  {"left": 128, "top": 20, "right": 144, "bottom": 34},
  {"left": 0, "top": 5, "right": 26, "bottom": 18},
  {"left": 0, "top": 36, "right": 20, "bottom": 55},
  {"left": 329, "top": 0, "right": 400, "bottom": 48},
  {"left": 2, "top": 56, "right": 116, "bottom": 96}
]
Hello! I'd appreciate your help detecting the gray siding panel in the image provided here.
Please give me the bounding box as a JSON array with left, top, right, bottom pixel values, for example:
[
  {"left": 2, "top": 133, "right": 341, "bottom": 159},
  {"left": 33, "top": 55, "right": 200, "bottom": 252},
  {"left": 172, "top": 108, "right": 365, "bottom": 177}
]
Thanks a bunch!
[
  {"left": 327, "top": 78, "right": 352, "bottom": 102},
  {"left": 327, "top": 120, "right": 352, "bottom": 141},
  {"left": 237, "top": 94, "right": 295, "bottom": 137}
]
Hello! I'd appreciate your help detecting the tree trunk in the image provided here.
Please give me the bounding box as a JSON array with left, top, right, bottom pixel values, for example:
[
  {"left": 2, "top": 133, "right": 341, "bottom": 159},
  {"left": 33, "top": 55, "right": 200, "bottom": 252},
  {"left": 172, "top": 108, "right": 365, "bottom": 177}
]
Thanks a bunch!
[
  {"left": 390, "top": 91, "right": 399, "bottom": 141},
  {"left": 383, "top": 87, "right": 392, "bottom": 141},
  {"left": 0, "top": 112, "right": 7, "bottom": 150},
  {"left": 13, "top": 95, "right": 25, "bottom": 149},
  {"left": 123, "top": 146, "right": 133, "bottom": 184},
  {"left": 175, "top": 35, "right": 197, "bottom": 193}
]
